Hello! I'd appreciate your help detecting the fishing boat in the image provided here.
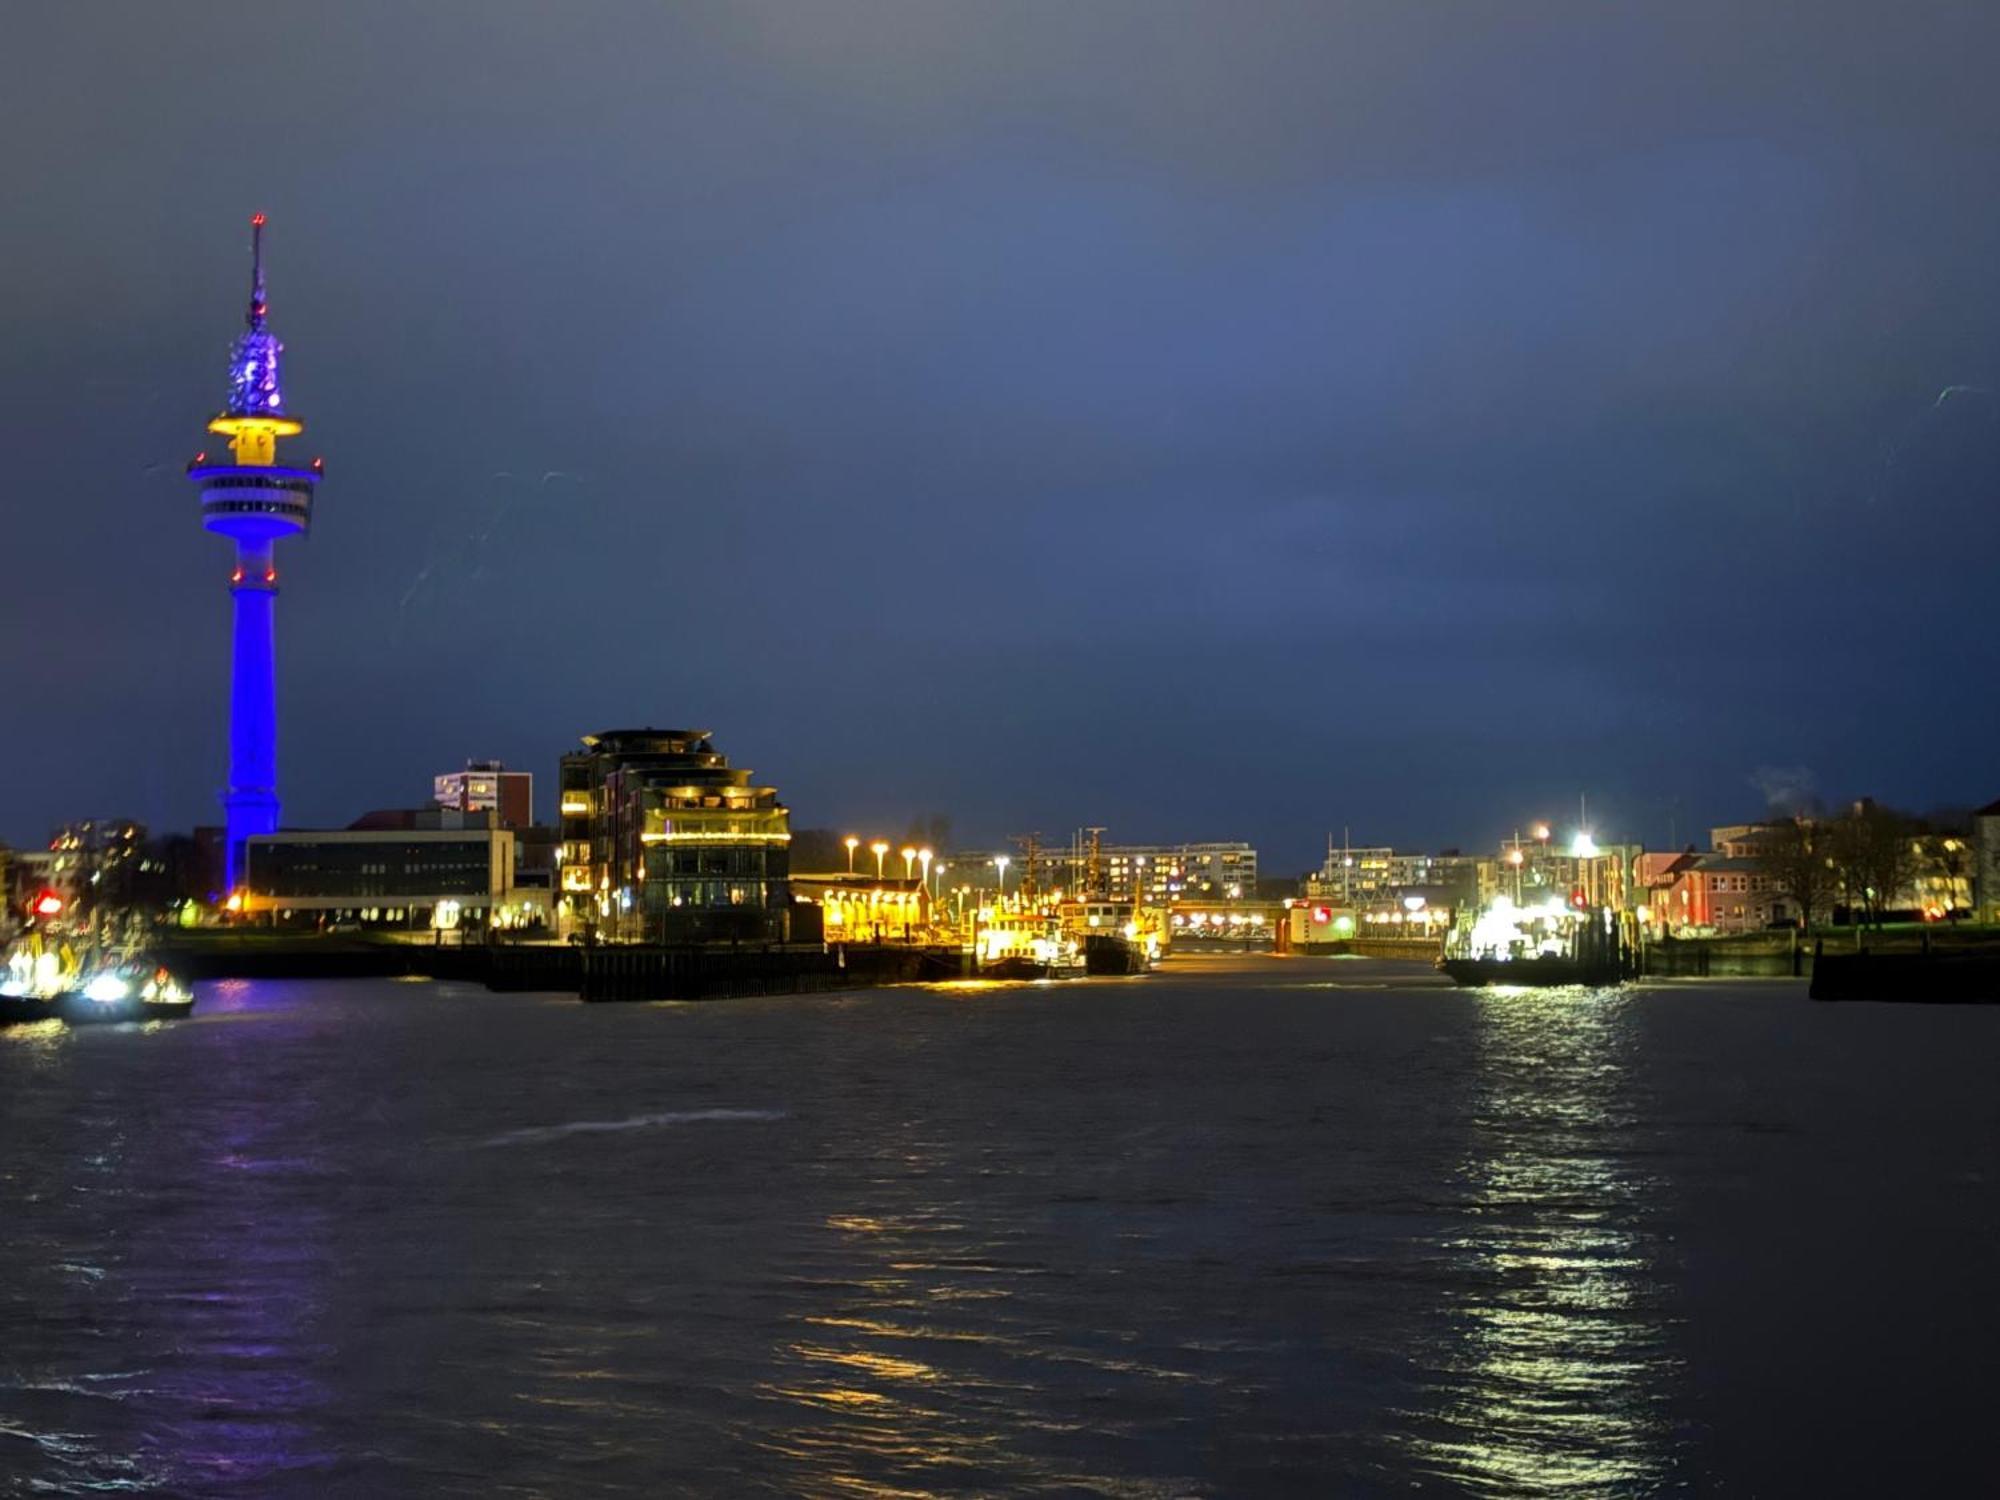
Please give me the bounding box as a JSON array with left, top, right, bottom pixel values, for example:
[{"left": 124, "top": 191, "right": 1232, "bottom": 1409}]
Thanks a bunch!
[
  {"left": 53, "top": 961, "right": 197, "bottom": 1024},
  {"left": 3, "top": 937, "right": 196, "bottom": 1025}
]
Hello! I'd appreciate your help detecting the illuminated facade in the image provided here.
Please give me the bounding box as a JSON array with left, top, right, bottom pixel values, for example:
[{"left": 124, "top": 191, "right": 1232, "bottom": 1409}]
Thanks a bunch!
[
  {"left": 789, "top": 875, "right": 930, "bottom": 944},
  {"left": 243, "top": 820, "right": 515, "bottom": 926},
  {"left": 434, "top": 760, "right": 533, "bottom": 828},
  {"left": 187, "top": 216, "right": 323, "bottom": 889},
  {"left": 954, "top": 841, "right": 1258, "bottom": 902},
  {"left": 558, "top": 729, "right": 792, "bottom": 943}
]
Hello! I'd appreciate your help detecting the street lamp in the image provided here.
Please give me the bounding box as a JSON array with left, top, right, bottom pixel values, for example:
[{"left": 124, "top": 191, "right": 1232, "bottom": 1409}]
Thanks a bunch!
[
  {"left": 918, "top": 847, "right": 933, "bottom": 893},
  {"left": 871, "top": 841, "right": 888, "bottom": 880},
  {"left": 844, "top": 835, "right": 859, "bottom": 874},
  {"left": 901, "top": 846, "right": 917, "bottom": 882},
  {"left": 995, "top": 855, "right": 1010, "bottom": 899}
]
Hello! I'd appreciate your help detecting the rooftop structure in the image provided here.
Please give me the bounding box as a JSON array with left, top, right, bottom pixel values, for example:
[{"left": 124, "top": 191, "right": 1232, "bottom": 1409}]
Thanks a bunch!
[{"left": 434, "top": 760, "right": 534, "bottom": 829}]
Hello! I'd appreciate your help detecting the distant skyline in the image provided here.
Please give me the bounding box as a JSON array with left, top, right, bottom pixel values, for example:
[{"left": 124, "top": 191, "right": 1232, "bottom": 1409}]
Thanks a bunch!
[{"left": 4, "top": 2, "right": 1998, "bottom": 873}]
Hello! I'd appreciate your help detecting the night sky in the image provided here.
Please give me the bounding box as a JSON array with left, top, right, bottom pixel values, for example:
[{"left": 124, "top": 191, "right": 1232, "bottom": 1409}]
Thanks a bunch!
[{"left": 4, "top": 2, "right": 1998, "bottom": 873}]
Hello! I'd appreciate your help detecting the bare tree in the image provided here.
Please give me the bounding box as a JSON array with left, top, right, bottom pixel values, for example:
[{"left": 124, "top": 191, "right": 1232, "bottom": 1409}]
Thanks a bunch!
[
  {"left": 1829, "top": 802, "right": 1919, "bottom": 927},
  {"left": 1754, "top": 817, "right": 1838, "bottom": 932}
]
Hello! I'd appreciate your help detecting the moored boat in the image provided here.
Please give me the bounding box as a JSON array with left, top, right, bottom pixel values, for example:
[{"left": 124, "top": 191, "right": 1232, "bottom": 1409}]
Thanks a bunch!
[
  {"left": 3, "top": 938, "right": 196, "bottom": 1026},
  {"left": 1440, "top": 953, "right": 1626, "bottom": 987},
  {"left": 1439, "top": 894, "right": 1632, "bottom": 988},
  {"left": 52, "top": 963, "right": 198, "bottom": 1024}
]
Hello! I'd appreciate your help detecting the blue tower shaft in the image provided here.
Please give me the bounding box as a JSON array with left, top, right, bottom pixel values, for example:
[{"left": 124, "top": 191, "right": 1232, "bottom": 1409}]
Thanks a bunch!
[{"left": 222, "top": 542, "right": 280, "bottom": 889}]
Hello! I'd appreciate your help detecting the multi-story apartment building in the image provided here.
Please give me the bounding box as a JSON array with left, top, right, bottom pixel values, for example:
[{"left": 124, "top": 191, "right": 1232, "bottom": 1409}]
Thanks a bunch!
[
  {"left": 1305, "top": 846, "right": 1478, "bottom": 910},
  {"left": 557, "top": 728, "right": 792, "bottom": 944},
  {"left": 951, "top": 840, "right": 1258, "bottom": 903}
]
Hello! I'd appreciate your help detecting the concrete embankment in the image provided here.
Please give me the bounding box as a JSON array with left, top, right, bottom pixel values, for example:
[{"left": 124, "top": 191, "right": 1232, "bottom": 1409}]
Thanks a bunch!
[{"left": 158, "top": 938, "right": 956, "bottom": 1001}]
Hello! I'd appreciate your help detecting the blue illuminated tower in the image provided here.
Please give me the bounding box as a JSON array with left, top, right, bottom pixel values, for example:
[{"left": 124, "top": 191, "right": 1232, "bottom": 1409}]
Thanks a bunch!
[{"left": 187, "top": 215, "right": 323, "bottom": 891}]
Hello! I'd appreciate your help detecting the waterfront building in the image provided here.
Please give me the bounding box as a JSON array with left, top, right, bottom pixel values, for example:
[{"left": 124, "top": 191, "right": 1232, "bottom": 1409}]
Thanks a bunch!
[
  {"left": 44, "top": 819, "right": 147, "bottom": 906},
  {"left": 1305, "top": 845, "right": 1478, "bottom": 909},
  {"left": 1305, "top": 845, "right": 1394, "bottom": 903},
  {"left": 557, "top": 729, "right": 792, "bottom": 944},
  {"left": 951, "top": 840, "right": 1258, "bottom": 903},
  {"left": 1642, "top": 850, "right": 1786, "bottom": 935},
  {"left": 434, "top": 760, "right": 533, "bottom": 829},
  {"left": 789, "top": 874, "right": 931, "bottom": 945},
  {"left": 187, "top": 216, "right": 324, "bottom": 889},
  {"left": 242, "top": 808, "right": 529, "bottom": 931}
]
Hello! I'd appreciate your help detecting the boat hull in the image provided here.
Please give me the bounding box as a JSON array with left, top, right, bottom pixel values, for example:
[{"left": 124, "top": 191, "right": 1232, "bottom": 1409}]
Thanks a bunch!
[
  {"left": 1, "top": 994, "right": 59, "bottom": 1026},
  {"left": 52, "top": 994, "right": 198, "bottom": 1025},
  {"left": 1440, "top": 956, "right": 1625, "bottom": 988},
  {"left": 1082, "top": 934, "right": 1148, "bottom": 976},
  {"left": 979, "top": 956, "right": 1086, "bottom": 981}
]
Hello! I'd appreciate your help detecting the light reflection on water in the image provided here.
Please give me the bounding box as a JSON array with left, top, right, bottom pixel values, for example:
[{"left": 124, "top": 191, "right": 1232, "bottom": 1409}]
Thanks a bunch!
[
  {"left": 10, "top": 967, "right": 1992, "bottom": 1494},
  {"left": 1400, "top": 985, "right": 1678, "bottom": 1495}
]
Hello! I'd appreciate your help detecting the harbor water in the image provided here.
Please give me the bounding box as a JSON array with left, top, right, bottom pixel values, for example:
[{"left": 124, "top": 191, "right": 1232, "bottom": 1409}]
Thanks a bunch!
[{"left": 2, "top": 956, "right": 1995, "bottom": 1496}]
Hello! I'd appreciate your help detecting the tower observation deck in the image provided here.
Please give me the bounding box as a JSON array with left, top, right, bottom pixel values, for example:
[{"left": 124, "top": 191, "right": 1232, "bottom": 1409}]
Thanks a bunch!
[{"left": 187, "top": 215, "right": 324, "bottom": 890}]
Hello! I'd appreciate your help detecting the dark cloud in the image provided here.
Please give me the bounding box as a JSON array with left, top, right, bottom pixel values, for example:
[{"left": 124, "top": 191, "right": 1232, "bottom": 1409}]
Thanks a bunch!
[{"left": 3, "top": 2, "right": 1998, "bottom": 866}]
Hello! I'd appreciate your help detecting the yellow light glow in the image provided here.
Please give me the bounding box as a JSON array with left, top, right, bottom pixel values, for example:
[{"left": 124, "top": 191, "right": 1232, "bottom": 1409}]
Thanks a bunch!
[{"left": 639, "top": 831, "right": 790, "bottom": 843}]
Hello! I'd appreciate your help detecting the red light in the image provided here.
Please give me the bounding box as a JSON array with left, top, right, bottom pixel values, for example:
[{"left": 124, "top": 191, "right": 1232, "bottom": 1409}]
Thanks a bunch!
[
  {"left": 231, "top": 568, "right": 244, "bottom": 583},
  {"left": 32, "top": 891, "right": 63, "bottom": 918},
  {"left": 1313, "top": 906, "right": 1331, "bottom": 924},
  {"left": 194, "top": 451, "right": 206, "bottom": 463},
  {"left": 264, "top": 568, "right": 276, "bottom": 583},
  {"left": 251, "top": 212, "right": 267, "bottom": 227}
]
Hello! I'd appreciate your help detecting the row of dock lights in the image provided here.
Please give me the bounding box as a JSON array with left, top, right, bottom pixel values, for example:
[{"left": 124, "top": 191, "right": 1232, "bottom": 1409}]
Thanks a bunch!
[{"left": 842, "top": 836, "right": 951, "bottom": 898}]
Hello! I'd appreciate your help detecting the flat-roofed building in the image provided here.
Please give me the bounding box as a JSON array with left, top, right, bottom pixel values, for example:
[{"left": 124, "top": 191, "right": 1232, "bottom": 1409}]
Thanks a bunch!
[
  {"left": 242, "top": 808, "right": 523, "bottom": 931},
  {"left": 434, "top": 760, "right": 534, "bottom": 829},
  {"left": 951, "top": 841, "right": 1258, "bottom": 903}
]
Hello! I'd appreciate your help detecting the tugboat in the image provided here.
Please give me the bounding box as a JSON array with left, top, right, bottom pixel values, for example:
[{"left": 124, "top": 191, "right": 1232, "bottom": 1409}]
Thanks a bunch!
[
  {"left": 1062, "top": 899, "right": 1164, "bottom": 975},
  {"left": 1439, "top": 895, "right": 1630, "bottom": 987},
  {"left": 975, "top": 909, "right": 1084, "bottom": 980}
]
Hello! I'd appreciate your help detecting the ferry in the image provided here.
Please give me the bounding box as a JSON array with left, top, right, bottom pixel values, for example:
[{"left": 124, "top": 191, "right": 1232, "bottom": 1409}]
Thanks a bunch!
[{"left": 1438, "top": 894, "right": 1630, "bottom": 987}]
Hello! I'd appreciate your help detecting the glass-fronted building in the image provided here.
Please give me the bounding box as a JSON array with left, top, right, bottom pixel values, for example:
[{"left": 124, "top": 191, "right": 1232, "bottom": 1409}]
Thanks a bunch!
[{"left": 558, "top": 728, "right": 792, "bottom": 944}]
